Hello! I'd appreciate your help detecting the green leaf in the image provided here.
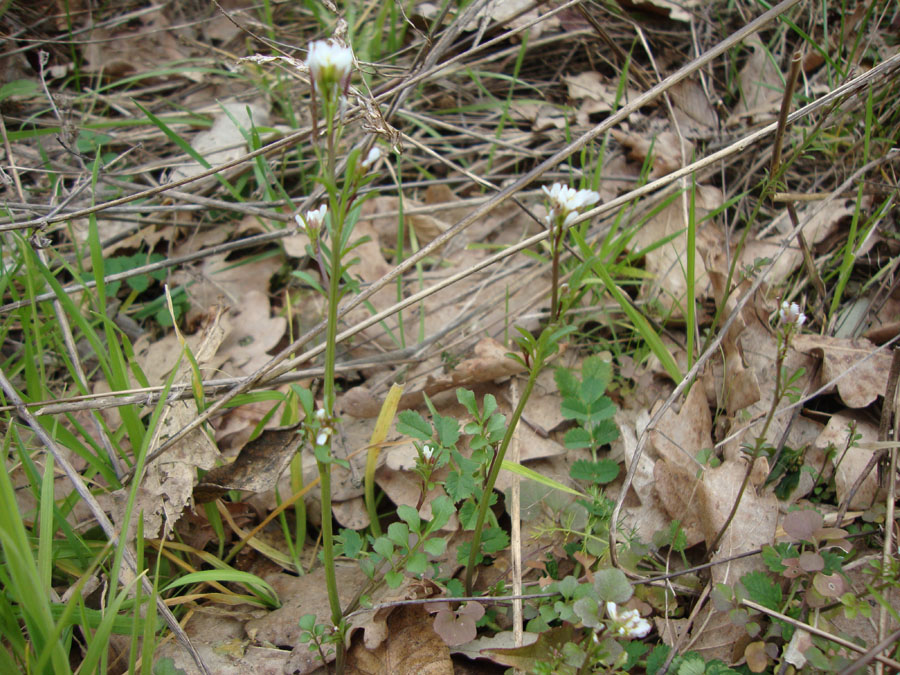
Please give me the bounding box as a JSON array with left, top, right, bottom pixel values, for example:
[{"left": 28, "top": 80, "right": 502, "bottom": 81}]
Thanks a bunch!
[
  {"left": 337, "top": 529, "right": 364, "bottom": 559},
  {"left": 153, "top": 657, "right": 189, "bottom": 675},
  {"left": 590, "top": 419, "right": 620, "bottom": 446},
  {"left": 677, "top": 655, "right": 707, "bottom": 675},
  {"left": 586, "top": 397, "right": 617, "bottom": 425},
  {"left": 646, "top": 644, "right": 671, "bottom": 675},
  {"left": 161, "top": 569, "right": 278, "bottom": 607},
  {"left": 396, "top": 410, "right": 432, "bottom": 440},
  {"left": 445, "top": 470, "right": 475, "bottom": 501},
  {"left": 423, "top": 538, "right": 447, "bottom": 556},
  {"left": 482, "top": 394, "right": 498, "bottom": 419},
  {"left": 406, "top": 551, "right": 427, "bottom": 575},
  {"left": 740, "top": 570, "right": 782, "bottom": 610},
  {"left": 560, "top": 397, "right": 589, "bottom": 422},
  {"left": 569, "top": 459, "right": 619, "bottom": 484},
  {"left": 372, "top": 537, "right": 394, "bottom": 560},
  {"left": 397, "top": 505, "right": 421, "bottom": 533},
  {"left": 456, "top": 388, "right": 477, "bottom": 417},
  {"left": 563, "top": 427, "right": 592, "bottom": 449},
  {"left": 385, "top": 570, "right": 404, "bottom": 588},
  {"left": 0, "top": 79, "right": 40, "bottom": 102},
  {"left": 427, "top": 495, "right": 454, "bottom": 532},
  {"left": 592, "top": 568, "right": 632, "bottom": 604},
  {"left": 482, "top": 526, "right": 510, "bottom": 553},
  {"left": 583, "top": 356, "right": 613, "bottom": 391},
  {"left": 433, "top": 414, "right": 460, "bottom": 447},
  {"left": 554, "top": 367, "right": 580, "bottom": 399},
  {"left": 387, "top": 522, "right": 410, "bottom": 549},
  {"left": 573, "top": 595, "right": 602, "bottom": 628}
]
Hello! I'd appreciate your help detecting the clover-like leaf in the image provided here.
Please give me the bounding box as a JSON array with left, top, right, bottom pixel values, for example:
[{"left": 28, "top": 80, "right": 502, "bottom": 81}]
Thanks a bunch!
[
  {"left": 593, "top": 567, "right": 633, "bottom": 604},
  {"left": 783, "top": 509, "right": 823, "bottom": 542},
  {"left": 798, "top": 551, "right": 824, "bottom": 573},
  {"left": 813, "top": 572, "right": 845, "bottom": 598}
]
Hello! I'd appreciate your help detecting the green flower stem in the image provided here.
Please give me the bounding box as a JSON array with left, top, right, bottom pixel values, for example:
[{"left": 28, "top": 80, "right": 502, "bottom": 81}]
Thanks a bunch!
[
  {"left": 318, "top": 93, "right": 346, "bottom": 672},
  {"left": 464, "top": 360, "right": 542, "bottom": 596}
]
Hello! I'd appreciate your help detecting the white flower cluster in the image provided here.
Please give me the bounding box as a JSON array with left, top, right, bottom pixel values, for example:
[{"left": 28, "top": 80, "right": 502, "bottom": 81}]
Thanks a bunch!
[
  {"left": 779, "top": 300, "right": 806, "bottom": 327},
  {"left": 542, "top": 183, "right": 600, "bottom": 227},
  {"left": 606, "top": 602, "right": 651, "bottom": 639},
  {"left": 296, "top": 204, "right": 328, "bottom": 233},
  {"left": 306, "top": 40, "right": 354, "bottom": 95}
]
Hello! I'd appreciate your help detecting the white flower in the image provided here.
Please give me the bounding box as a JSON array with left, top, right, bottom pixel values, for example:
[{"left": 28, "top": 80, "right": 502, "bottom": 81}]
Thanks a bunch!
[
  {"left": 421, "top": 444, "right": 434, "bottom": 461},
  {"left": 315, "top": 408, "right": 326, "bottom": 420},
  {"left": 779, "top": 301, "right": 806, "bottom": 327},
  {"left": 542, "top": 183, "right": 600, "bottom": 227},
  {"left": 307, "top": 40, "right": 353, "bottom": 94},
  {"left": 316, "top": 426, "right": 332, "bottom": 446},
  {"left": 606, "top": 601, "right": 651, "bottom": 639},
  {"left": 361, "top": 146, "right": 382, "bottom": 169},
  {"left": 296, "top": 204, "right": 327, "bottom": 233}
]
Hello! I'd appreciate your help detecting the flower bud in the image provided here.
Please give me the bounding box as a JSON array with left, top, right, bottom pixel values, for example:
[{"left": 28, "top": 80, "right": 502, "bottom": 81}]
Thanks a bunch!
[{"left": 307, "top": 40, "right": 353, "bottom": 97}]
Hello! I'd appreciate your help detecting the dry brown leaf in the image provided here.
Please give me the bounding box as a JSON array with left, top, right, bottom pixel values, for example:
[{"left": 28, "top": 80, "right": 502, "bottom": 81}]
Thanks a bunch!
[
  {"left": 791, "top": 334, "right": 892, "bottom": 408},
  {"left": 113, "top": 310, "right": 226, "bottom": 538},
  {"left": 375, "top": 464, "right": 459, "bottom": 530},
  {"left": 717, "top": 298, "right": 818, "bottom": 461},
  {"left": 349, "top": 338, "right": 528, "bottom": 417},
  {"left": 564, "top": 72, "right": 641, "bottom": 117},
  {"left": 245, "top": 566, "right": 361, "bottom": 674},
  {"left": 728, "top": 33, "right": 783, "bottom": 124},
  {"left": 613, "top": 129, "right": 693, "bottom": 179},
  {"left": 741, "top": 198, "right": 860, "bottom": 286},
  {"left": 342, "top": 220, "right": 401, "bottom": 354},
  {"left": 172, "top": 252, "right": 282, "bottom": 313},
  {"left": 218, "top": 290, "right": 287, "bottom": 374},
  {"left": 815, "top": 411, "right": 879, "bottom": 510},
  {"left": 332, "top": 496, "right": 371, "bottom": 530},
  {"left": 154, "top": 606, "right": 289, "bottom": 675},
  {"left": 450, "top": 630, "right": 538, "bottom": 661},
  {"left": 82, "top": 7, "right": 193, "bottom": 79},
  {"left": 346, "top": 604, "right": 453, "bottom": 675},
  {"left": 704, "top": 262, "right": 761, "bottom": 416},
  {"left": 650, "top": 382, "right": 713, "bottom": 546},
  {"left": 669, "top": 78, "right": 719, "bottom": 138},
  {"left": 166, "top": 101, "right": 270, "bottom": 184},
  {"left": 193, "top": 424, "right": 303, "bottom": 503},
  {"left": 688, "top": 459, "right": 777, "bottom": 663}
]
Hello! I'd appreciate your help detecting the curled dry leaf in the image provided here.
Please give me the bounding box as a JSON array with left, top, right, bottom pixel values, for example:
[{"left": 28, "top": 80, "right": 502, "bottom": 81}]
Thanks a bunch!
[
  {"left": 193, "top": 424, "right": 303, "bottom": 504},
  {"left": 791, "top": 334, "right": 892, "bottom": 408},
  {"left": 347, "top": 604, "right": 453, "bottom": 674}
]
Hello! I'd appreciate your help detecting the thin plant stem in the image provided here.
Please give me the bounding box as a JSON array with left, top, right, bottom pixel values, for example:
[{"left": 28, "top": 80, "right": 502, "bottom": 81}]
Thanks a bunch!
[{"left": 464, "top": 360, "right": 541, "bottom": 596}]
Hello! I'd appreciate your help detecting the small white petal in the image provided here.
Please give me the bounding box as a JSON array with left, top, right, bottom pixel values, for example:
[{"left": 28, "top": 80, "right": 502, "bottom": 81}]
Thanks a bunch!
[
  {"left": 316, "top": 432, "right": 328, "bottom": 445},
  {"left": 316, "top": 408, "right": 326, "bottom": 419},
  {"left": 361, "top": 146, "right": 382, "bottom": 168}
]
